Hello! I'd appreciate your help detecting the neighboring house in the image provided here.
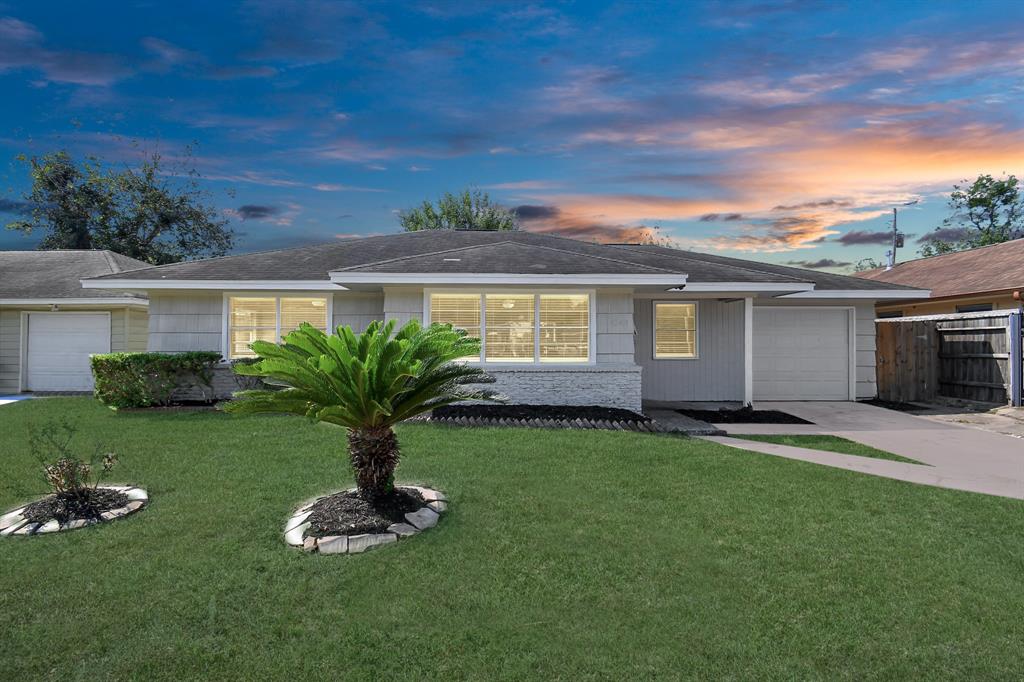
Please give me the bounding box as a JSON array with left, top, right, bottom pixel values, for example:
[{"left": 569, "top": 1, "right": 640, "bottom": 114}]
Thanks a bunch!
[
  {"left": 0, "top": 250, "right": 149, "bottom": 393},
  {"left": 80, "top": 231, "right": 927, "bottom": 411},
  {"left": 855, "top": 240, "right": 1024, "bottom": 317}
]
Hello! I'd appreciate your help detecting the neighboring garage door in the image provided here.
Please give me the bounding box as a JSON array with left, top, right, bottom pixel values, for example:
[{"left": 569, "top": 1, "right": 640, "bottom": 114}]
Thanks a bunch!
[
  {"left": 25, "top": 313, "right": 110, "bottom": 392},
  {"left": 753, "top": 307, "right": 851, "bottom": 400}
]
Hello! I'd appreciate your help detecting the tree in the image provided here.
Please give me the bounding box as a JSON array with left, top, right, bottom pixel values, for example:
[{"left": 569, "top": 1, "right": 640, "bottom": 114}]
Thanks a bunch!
[
  {"left": 7, "top": 147, "right": 233, "bottom": 264},
  {"left": 853, "top": 257, "right": 883, "bottom": 272},
  {"left": 399, "top": 188, "right": 519, "bottom": 231},
  {"left": 224, "top": 320, "right": 501, "bottom": 501},
  {"left": 920, "top": 174, "right": 1024, "bottom": 257}
]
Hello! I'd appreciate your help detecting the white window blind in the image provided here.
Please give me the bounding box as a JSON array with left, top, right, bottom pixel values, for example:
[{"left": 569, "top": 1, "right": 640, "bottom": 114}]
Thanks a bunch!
[
  {"left": 654, "top": 302, "right": 697, "bottom": 358},
  {"left": 539, "top": 294, "right": 589, "bottom": 362},
  {"left": 228, "top": 296, "right": 328, "bottom": 359},
  {"left": 485, "top": 294, "right": 535, "bottom": 362}
]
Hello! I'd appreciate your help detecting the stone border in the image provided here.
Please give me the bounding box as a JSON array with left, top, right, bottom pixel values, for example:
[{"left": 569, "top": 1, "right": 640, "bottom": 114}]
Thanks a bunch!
[
  {"left": 0, "top": 486, "right": 149, "bottom": 537},
  {"left": 284, "top": 485, "right": 447, "bottom": 555},
  {"left": 423, "top": 414, "right": 663, "bottom": 432}
]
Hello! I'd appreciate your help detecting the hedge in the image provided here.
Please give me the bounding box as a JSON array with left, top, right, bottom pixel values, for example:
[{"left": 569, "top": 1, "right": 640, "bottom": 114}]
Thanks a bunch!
[{"left": 90, "top": 352, "right": 222, "bottom": 408}]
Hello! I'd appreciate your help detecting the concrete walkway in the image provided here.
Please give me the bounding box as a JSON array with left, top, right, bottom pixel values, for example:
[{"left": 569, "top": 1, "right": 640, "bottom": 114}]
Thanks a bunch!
[{"left": 702, "top": 401, "right": 1024, "bottom": 500}]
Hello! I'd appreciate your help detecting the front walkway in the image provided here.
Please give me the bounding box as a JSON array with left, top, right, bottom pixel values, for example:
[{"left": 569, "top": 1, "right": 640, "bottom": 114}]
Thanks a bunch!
[{"left": 702, "top": 401, "right": 1024, "bottom": 500}]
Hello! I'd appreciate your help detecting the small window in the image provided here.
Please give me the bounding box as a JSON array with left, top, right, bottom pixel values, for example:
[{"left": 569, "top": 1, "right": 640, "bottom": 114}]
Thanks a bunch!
[
  {"left": 654, "top": 302, "right": 697, "bottom": 359},
  {"left": 955, "top": 303, "right": 993, "bottom": 313},
  {"left": 227, "top": 296, "right": 328, "bottom": 359},
  {"left": 539, "top": 294, "right": 589, "bottom": 363}
]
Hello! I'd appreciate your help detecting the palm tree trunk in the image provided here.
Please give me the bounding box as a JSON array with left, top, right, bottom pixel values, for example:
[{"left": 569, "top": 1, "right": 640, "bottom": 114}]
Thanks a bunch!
[{"left": 347, "top": 426, "right": 400, "bottom": 501}]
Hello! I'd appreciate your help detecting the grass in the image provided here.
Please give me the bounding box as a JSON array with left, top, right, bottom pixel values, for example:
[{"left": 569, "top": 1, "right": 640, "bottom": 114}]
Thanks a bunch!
[
  {"left": 733, "top": 434, "right": 925, "bottom": 465},
  {"left": 1, "top": 398, "right": 1022, "bottom": 679}
]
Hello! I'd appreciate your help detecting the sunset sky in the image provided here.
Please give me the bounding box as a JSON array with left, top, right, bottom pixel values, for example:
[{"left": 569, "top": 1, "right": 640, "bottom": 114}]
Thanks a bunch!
[{"left": 1, "top": 0, "right": 1022, "bottom": 271}]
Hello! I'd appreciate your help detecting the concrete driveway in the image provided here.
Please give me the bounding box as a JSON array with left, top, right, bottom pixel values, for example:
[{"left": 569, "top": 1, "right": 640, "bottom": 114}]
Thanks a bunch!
[{"left": 703, "top": 401, "right": 1024, "bottom": 500}]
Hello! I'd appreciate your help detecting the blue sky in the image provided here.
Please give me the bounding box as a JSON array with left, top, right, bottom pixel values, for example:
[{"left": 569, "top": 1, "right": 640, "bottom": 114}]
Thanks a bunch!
[{"left": 1, "top": 0, "right": 1023, "bottom": 271}]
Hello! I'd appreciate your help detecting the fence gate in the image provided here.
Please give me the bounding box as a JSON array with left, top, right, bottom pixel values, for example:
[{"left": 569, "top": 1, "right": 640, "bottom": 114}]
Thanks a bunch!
[{"left": 876, "top": 310, "right": 1023, "bottom": 406}]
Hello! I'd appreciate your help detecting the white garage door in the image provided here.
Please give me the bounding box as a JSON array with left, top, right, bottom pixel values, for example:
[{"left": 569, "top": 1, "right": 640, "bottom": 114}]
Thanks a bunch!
[
  {"left": 753, "top": 307, "right": 851, "bottom": 400},
  {"left": 26, "top": 313, "right": 110, "bottom": 392}
]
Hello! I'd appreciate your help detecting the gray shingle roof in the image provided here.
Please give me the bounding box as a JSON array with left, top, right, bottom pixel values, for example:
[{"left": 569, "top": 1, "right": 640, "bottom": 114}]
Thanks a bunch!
[
  {"left": 84, "top": 230, "right": 921, "bottom": 291},
  {"left": 0, "top": 250, "right": 149, "bottom": 300}
]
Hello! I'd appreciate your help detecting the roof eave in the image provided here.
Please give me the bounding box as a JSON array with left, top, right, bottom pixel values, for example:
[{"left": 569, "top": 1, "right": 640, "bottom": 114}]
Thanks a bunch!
[
  {"left": 81, "top": 279, "right": 345, "bottom": 291},
  {"left": 328, "top": 272, "right": 690, "bottom": 286},
  {"left": 779, "top": 289, "right": 932, "bottom": 299}
]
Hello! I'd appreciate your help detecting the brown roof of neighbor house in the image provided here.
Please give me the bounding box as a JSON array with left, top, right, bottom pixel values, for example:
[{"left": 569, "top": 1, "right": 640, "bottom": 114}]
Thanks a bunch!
[{"left": 854, "top": 239, "right": 1024, "bottom": 299}]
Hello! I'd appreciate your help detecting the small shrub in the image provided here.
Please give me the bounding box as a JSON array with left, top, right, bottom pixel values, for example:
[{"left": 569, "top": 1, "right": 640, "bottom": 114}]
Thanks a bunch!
[
  {"left": 91, "top": 351, "right": 222, "bottom": 408},
  {"left": 31, "top": 420, "right": 118, "bottom": 498}
]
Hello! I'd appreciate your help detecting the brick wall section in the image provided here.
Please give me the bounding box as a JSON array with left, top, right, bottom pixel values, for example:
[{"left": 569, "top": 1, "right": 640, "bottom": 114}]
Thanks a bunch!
[{"left": 481, "top": 365, "right": 643, "bottom": 412}]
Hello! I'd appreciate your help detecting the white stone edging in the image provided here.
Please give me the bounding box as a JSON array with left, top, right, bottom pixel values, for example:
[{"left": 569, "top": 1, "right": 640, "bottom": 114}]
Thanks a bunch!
[
  {"left": 284, "top": 485, "right": 446, "bottom": 555},
  {"left": 0, "top": 486, "right": 149, "bottom": 537}
]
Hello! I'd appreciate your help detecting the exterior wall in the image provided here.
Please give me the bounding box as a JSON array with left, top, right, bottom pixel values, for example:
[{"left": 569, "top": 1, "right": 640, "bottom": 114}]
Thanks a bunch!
[
  {"left": 634, "top": 298, "right": 745, "bottom": 402},
  {"left": 596, "top": 289, "right": 635, "bottom": 363},
  {"left": 0, "top": 305, "right": 147, "bottom": 393},
  {"left": 334, "top": 292, "right": 384, "bottom": 332},
  {"left": 0, "top": 308, "right": 19, "bottom": 393},
  {"left": 754, "top": 298, "right": 877, "bottom": 400},
  {"left": 147, "top": 293, "right": 223, "bottom": 353},
  {"left": 382, "top": 287, "right": 423, "bottom": 327},
  {"left": 876, "top": 292, "right": 1020, "bottom": 317},
  {"left": 483, "top": 365, "right": 642, "bottom": 412}
]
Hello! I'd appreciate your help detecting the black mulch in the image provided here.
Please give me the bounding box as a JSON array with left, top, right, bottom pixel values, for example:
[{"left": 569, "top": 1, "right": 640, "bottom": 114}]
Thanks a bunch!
[
  {"left": 676, "top": 407, "right": 813, "bottom": 424},
  {"left": 22, "top": 488, "right": 129, "bottom": 524},
  {"left": 431, "top": 404, "right": 651, "bottom": 424},
  {"left": 862, "top": 398, "right": 924, "bottom": 413},
  {"left": 305, "top": 487, "right": 425, "bottom": 538}
]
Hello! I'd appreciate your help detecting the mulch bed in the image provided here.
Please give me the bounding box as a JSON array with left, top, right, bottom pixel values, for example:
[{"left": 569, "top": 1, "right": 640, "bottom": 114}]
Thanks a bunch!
[
  {"left": 305, "top": 487, "right": 425, "bottom": 537},
  {"left": 428, "top": 404, "right": 655, "bottom": 431},
  {"left": 677, "top": 407, "right": 813, "bottom": 424},
  {"left": 117, "top": 401, "right": 219, "bottom": 413},
  {"left": 22, "top": 488, "right": 128, "bottom": 525}
]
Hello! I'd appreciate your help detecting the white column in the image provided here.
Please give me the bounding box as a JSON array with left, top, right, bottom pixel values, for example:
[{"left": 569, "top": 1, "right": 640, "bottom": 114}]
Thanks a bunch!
[{"left": 743, "top": 297, "right": 754, "bottom": 406}]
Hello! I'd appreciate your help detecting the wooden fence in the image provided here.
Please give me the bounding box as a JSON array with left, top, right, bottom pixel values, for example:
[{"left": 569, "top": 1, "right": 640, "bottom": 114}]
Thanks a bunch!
[{"left": 876, "top": 310, "right": 1023, "bottom": 405}]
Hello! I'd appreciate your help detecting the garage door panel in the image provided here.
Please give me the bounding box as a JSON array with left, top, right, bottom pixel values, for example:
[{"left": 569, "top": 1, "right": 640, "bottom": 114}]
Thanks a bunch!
[
  {"left": 26, "top": 313, "right": 110, "bottom": 392},
  {"left": 753, "top": 308, "right": 850, "bottom": 401}
]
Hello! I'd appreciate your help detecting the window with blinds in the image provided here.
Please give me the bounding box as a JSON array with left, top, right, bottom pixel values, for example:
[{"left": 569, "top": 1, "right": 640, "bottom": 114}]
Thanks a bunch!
[
  {"left": 654, "top": 302, "right": 697, "bottom": 359},
  {"left": 428, "top": 292, "right": 592, "bottom": 363},
  {"left": 485, "top": 294, "right": 535, "bottom": 362},
  {"left": 227, "top": 296, "right": 328, "bottom": 359},
  {"left": 540, "top": 294, "right": 589, "bottom": 362}
]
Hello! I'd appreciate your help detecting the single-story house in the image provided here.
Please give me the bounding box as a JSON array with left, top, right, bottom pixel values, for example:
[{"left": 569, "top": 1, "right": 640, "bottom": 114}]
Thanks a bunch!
[
  {"left": 1, "top": 250, "right": 149, "bottom": 393},
  {"left": 80, "top": 230, "right": 927, "bottom": 412},
  {"left": 855, "top": 239, "right": 1024, "bottom": 317}
]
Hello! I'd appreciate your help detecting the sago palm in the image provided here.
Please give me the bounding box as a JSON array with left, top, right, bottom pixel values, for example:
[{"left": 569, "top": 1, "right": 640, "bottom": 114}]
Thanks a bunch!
[{"left": 224, "top": 319, "right": 501, "bottom": 500}]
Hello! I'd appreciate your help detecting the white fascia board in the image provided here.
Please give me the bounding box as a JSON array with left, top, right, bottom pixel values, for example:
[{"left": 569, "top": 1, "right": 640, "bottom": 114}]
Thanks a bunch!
[
  {"left": 80, "top": 279, "right": 346, "bottom": 291},
  {"left": 0, "top": 297, "right": 148, "bottom": 306},
  {"left": 329, "top": 272, "right": 689, "bottom": 286},
  {"left": 667, "top": 282, "right": 816, "bottom": 293},
  {"left": 780, "top": 289, "right": 931, "bottom": 299}
]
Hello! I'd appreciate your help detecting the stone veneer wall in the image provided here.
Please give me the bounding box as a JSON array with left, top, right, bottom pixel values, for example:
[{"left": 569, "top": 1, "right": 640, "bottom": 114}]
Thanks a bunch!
[{"left": 481, "top": 365, "right": 643, "bottom": 413}]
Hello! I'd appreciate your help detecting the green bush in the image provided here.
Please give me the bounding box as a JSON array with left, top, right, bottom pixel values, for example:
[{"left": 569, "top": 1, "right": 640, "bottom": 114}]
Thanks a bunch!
[{"left": 90, "top": 352, "right": 222, "bottom": 408}]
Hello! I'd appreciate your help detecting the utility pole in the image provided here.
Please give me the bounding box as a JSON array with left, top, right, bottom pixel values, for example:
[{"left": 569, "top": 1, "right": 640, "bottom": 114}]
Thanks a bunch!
[{"left": 885, "top": 200, "right": 917, "bottom": 270}]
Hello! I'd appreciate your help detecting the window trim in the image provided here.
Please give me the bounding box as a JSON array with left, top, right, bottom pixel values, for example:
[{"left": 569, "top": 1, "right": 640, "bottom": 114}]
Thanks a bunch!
[
  {"left": 222, "top": 292, "right": 333, "bottom": 361},
  {"left": 652, "top": 300, "right": 699, "bottom": 361},
  {"left": 423, "top": 288, "right": 596, "bottom": 366}
]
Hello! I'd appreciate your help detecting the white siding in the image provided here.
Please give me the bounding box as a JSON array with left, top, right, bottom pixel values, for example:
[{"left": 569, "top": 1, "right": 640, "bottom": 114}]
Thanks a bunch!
[
  {"left": 0, "top": 308, "right": 19, "bottom": 393},
  {"left": 596, "top": 289, "right": 635, "bottom": 364},
  {"left": 754, "top": 299, "right": 877, "bottom": 399},
  {"left": 382, "top": 287, "right": 423, "bottom": 327},
  {"left": 635, "top": 298, "right": 745, "bottom": 401},
  {"left": 334, "top": 292, "right": 384, "bottom": 332},
  {"left": 147, "top": 294, "right": 223, "bottom": 353}
]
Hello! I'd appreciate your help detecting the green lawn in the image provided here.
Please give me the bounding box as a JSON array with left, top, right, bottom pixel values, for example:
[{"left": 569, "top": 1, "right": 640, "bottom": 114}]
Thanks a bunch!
[
  {"left": 733, "top": 434, "right": 924, "bottom": 465},
  {"left": 1, "top": 398, "right": 1022, "bottom": 680}
]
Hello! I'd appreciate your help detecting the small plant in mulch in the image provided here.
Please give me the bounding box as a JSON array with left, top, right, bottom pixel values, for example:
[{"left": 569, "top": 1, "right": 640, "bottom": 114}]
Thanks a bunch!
[
  {"left": 20, "top": 420, "right": 127, "bottom": 524},
  {"left": 305, "top": 487, "right": 425, "bottom": 537}
]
